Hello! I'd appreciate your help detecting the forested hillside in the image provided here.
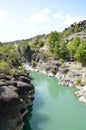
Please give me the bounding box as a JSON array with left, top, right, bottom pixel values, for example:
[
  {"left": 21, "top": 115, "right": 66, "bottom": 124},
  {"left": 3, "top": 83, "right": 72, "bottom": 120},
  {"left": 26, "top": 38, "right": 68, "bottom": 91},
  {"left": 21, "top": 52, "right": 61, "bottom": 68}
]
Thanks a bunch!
[{"left": 1, "top": 20, "right": 86, "bottom": 66}]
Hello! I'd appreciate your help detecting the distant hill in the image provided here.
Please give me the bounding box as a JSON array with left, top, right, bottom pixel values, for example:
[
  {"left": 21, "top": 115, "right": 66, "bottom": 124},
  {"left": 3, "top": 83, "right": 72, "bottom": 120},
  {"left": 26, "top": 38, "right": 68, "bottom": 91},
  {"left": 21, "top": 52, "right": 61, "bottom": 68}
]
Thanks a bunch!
[
  {"left": 4, "top": 20, "right": 86, "bottom": 45},
  {"left": 62, "top": 20, "right": 86, "bottom": 38},
  {"left": 4, "top": 34, "right": 48, "bottom": 45}
]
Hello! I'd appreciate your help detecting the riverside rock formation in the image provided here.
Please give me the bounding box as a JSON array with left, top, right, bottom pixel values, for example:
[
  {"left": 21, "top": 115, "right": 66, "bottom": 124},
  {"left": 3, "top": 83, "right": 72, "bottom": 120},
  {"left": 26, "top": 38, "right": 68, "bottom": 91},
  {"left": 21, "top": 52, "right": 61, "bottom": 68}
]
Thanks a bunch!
[
  {"left": 0, "top": 72, "right": 34, "bottom": 130},
  {"left": 24, "top": 58, "right": 86, "bottom": 103}
]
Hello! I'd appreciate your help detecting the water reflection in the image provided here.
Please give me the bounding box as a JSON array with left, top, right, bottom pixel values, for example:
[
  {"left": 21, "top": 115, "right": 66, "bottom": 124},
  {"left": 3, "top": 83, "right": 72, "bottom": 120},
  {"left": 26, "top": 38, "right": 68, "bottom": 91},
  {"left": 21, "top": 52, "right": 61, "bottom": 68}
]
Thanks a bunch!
[
  {"left": 23, "top": 107, "right": 32, "bottom": 130},
  {"left": 23, "top": 71, "right": 86, "bottom": 130},
  {"left": 23, "top": 90, "right": 50, "bottom": 130}
]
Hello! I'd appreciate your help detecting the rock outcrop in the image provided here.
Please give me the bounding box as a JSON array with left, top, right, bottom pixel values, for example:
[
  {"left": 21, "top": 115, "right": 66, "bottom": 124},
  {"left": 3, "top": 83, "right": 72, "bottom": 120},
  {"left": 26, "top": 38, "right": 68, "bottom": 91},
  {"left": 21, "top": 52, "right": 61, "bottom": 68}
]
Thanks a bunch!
[
  {"left": 0, "top": 72, "right": 34, "bottom": 130},
  {"left": 24, "top": 60, "right": 86, "bottom": 103}
]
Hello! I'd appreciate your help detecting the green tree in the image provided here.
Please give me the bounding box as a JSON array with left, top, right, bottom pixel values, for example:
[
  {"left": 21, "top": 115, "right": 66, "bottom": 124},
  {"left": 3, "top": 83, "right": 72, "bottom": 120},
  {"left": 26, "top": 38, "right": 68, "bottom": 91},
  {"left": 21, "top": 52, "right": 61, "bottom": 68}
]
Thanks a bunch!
[
  {"left": 39, "top": 40, "right": 44, "bottom": 47},
  {"left": 0, "top": 60, "right": 10, "bottom": 74},
  {"left": 0, "top": 42, "right": 3, "bottom": 46},
  {"left": 54, "top": 41, "right": 60, "bottom": 58},
  {"left": 67, "top": 36, "right": 80, "bottom": 59},
  {"left": 32, "top": 36, "right": 44, "bottom": 48},
  {"left": 46, "top": 31, "right": 68, "bottom": 59},
  {"left": 46, "top": 31, "right": 61, "bottom": 53},
  {"left": 59, "top": 41, "right": 68, "bottom": 59},
  {"left": 8, "top": 49, "right": 20, "bottom": 67},
  {"left": 33, "top": 36, "right": 39, "bottom": 47},
  {"left": 74, "top": 40, "right": 86, "bottom": 65},
  {"left": 54, "top": 40, "right": 68, "bottom": 59}
]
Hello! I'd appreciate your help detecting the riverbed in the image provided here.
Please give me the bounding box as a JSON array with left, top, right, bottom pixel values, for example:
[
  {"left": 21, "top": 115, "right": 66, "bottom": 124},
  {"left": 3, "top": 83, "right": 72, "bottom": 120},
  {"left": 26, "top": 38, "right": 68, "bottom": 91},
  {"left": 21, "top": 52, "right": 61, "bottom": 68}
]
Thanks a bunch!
[{"left": 23, "top": 71, "right": 86, "bottom": 130}]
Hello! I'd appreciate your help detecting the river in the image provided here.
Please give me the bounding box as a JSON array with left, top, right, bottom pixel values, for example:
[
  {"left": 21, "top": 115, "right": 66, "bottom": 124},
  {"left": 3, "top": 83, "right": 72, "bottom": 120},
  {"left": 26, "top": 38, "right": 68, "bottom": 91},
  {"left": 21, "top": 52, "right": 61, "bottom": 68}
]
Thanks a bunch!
[{"left": 23, "top": 71, "right": 86, "bottom": 130}]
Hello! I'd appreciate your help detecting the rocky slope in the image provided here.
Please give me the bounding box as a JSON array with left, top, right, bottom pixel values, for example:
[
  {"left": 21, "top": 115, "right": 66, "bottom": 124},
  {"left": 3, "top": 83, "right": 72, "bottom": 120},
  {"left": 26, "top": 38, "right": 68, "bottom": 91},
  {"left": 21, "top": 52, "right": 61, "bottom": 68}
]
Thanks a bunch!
[
  {"left": 0, "top": 72, "right": 34, "bottom": 130},
  {"left": 24, "top": 53, "right": 86, "bottom": 103},
  {"left": 55, "top": 62, "right": 86, "bottom": 102},
  {"left": 62, "top": 20, "right": 86, "bottom": 37}
]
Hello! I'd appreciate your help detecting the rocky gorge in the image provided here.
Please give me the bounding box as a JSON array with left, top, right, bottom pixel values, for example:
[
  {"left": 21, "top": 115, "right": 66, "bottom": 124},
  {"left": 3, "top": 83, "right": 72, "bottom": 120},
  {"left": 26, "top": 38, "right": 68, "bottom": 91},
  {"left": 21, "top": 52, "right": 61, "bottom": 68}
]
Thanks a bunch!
[
  {"left": 23, "top": 54, "right": 86, "bottom": 104},
  {"left": 0, "top": 72, "right": 34, "bottom": 130},
  {"left": 0, "top": 19, "right": 86, "bottom": 130}
]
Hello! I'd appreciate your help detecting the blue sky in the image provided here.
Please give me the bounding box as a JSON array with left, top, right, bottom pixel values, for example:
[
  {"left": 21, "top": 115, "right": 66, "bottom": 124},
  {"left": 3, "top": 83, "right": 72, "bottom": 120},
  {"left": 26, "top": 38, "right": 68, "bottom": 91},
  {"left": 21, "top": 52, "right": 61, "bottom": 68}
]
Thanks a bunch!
[{"left": 0, "top": 0, "right": 86, "bottom": 42}]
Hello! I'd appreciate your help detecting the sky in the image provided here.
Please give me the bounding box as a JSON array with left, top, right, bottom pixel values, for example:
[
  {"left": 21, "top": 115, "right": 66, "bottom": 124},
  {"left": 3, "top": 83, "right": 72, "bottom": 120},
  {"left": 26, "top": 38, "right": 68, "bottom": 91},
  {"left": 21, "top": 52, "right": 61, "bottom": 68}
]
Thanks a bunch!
[{"left": 0, "top": 0, "right": 86, "bottom": 42}]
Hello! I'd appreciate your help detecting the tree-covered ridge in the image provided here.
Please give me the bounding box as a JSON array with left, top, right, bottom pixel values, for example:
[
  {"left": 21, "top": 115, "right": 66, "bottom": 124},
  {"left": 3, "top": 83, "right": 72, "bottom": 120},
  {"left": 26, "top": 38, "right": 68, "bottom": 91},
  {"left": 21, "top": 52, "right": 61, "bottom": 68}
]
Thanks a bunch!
[
  {"left": 0, "top": 43, "right": 24, "bottom": 75},
  {"left": 46, "top": 31, "right": 86, "bottom": 65},
  {"left": 4, "top": 34, "right": 48, "bottom": 46},
  {"left": 0, "top": 20, "right": 86, "bottom": 68},
  {"left": 3, "top": 20, "right": 86, "bottom": 46},
  {"left": 62, "top": 20, "right": 86, "bottom": 37}
]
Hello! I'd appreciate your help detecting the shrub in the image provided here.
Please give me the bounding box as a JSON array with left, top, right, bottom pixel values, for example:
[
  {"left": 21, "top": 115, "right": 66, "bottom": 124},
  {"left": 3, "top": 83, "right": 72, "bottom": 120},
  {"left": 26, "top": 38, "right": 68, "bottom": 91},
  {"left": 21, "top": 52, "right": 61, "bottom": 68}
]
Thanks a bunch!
[
  {"left": 40, "top": 51, "right": 48, "bottom": 61},
  {"left": 60, "top": 63, "right": 65, "bottom": 68},
  {"left": 31, "top": 60, "right": 36, "bottom": 67},
  {"left": 10, "top": 68, "right": 16, "bottom": 76},
  {"left": 50, "top": 68, "right": 56, "bottom": 74},
  {"left": 59, "top": 58, "right": 64, "bottom": 63},
  {"left": 18, "top": 66, "right": 25, "bottom": 73},
  {"left": 75, "top": 78, "right": 82, "bottom": 85},
  {"left": 0, "top": 60, "right": 10, "bottom": 74}
]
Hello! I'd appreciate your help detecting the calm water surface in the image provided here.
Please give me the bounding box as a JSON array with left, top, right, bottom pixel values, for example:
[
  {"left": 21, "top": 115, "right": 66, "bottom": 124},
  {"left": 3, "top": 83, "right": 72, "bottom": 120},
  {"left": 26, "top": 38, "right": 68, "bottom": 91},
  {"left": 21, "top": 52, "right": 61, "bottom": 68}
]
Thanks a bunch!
[{"left": 23, "top": 71, "right": 86, "bottom": 130}]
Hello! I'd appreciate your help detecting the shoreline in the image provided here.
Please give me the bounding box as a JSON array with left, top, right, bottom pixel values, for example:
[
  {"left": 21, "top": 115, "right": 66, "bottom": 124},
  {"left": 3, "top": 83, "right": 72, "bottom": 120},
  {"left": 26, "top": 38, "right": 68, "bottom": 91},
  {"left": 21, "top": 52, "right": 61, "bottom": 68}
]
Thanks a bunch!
[{"left": 23, "top": 62, "right": 86, "bottom": 104}]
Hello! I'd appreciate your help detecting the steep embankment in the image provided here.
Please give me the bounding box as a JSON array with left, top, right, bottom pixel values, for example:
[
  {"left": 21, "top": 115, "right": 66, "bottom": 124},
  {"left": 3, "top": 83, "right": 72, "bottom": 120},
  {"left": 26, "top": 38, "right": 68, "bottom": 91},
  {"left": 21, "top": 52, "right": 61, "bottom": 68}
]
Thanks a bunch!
[
  {"left": 23, "top": 51, "right": 86, "bottom": 103},
  {"left": 0, "top": 44, "right": 35, "bottom": 130},
  {"left": 0, "top": 72, "right": 34, "bottom": 130}
]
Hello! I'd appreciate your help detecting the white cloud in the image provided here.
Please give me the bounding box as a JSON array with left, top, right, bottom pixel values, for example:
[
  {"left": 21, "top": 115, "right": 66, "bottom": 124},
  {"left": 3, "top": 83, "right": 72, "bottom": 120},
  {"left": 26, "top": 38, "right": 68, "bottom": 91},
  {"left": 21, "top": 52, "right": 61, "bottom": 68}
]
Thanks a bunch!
[
  {"left": 64, "top": 14, "right": 85, "bottom": 26},
  {"left": 29, "top": 8, "right": 50, "bottom": 24},
  {"left": 53, "top": 11, "right": 85, "bottom": 27},
  {"left": 0, "top": 11, "right": 7, "bottom": 21},
  {"left": 28, "top": 9, "right": 85, "bottom": 33},
  {"left": 53, "top": 11, "right": 64, "bottom": 20}
]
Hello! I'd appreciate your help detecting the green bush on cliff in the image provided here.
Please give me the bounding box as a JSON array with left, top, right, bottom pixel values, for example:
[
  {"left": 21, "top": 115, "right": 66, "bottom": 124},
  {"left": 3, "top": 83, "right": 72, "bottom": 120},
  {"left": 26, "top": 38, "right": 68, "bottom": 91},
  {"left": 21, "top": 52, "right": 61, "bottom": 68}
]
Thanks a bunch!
[
  {"left": 46, "top": 31, "right": 68, "bottom": 60},
  {"left": 0, "top": 42, "right": 3, "bottom": 46},
  {"left": 7, "top": 50, "right": 20, "bottom": 67},
  {"left": 75, "top": 78, "right": 82, "bottom": 85},
  {"left": 0, "top": 60, "right": 10, "bottom": 74},
  {"left": 0, "top": 44, "right": 20, "bottom": 67},
  {"left": 67, "top": 36, "right": 80, "bottom": 60},
  {"left": 59, "top": 58, "right": 64, "bottom": 63},
  {"left": 18, "top": 66, "right": 25, "bottom": 73},
  {"left": 50, "top": 68, "right": 56, "bottom": 74},
  {"left": 46, "top": 31, "right": 61, "bottom": 53},
  {"left": 74, "top": 40, "right": 86, "bottom": 66},
  {"left": 40, "top": 51, "right": 48, "bottom": 61},
  {"left": 31, "top": 60, "right": 36, "bottom": 67},
  {"left": 10, "top": 66, "right": 25, "bottom": 76},
  {"left": 31, "top": 36, "right": 44, "bottom": 48},
  {"left": 0, "top": 44, "right": 24, "bottom": 75}
]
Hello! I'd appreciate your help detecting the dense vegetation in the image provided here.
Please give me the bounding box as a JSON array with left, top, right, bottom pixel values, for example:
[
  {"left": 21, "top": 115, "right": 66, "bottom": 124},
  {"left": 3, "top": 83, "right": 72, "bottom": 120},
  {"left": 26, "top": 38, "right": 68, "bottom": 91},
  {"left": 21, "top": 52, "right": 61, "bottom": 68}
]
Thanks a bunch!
[
  {"left": 46, "top": 31, "right": 86, "bottom": 65},
  {"left": 62, "top": 20, "right": 86, "bottom": 37},
  {"left": 0, "top": 43, "right": 24, "bottom": 75},
  {"left": 30, "top": 36, "right": 44, "bottom": 48},
  {"left": 46, "top": 31, "right": 68, "bottom": 60},
  {"left": 1, "top": 20, "right": 86, "bottom": 69}
]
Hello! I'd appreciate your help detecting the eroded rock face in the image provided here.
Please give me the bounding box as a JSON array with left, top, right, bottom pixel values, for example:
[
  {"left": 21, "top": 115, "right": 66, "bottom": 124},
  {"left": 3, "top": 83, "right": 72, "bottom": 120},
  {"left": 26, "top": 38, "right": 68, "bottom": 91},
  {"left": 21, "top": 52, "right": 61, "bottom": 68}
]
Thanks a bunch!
[{"left": 0, "top": 73, "right": 34, "bottom": 130}]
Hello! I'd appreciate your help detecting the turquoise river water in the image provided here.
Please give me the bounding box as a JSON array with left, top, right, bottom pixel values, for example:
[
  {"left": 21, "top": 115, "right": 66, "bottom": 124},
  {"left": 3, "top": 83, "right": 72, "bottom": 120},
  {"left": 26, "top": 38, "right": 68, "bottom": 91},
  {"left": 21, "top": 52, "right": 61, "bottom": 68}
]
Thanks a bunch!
[{"left": 23, "top": 71, "right": 86, "bottom": 130}]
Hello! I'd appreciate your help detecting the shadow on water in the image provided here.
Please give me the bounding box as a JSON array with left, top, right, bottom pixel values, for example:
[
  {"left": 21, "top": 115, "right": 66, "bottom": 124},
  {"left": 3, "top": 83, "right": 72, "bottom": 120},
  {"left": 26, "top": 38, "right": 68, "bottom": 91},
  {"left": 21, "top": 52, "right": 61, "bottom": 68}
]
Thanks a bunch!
[
  {"left": 23, "top": 71, "right": 77, "bottom": 130},
  {"left": 23, "top": 71, "right": 86, "bottom": 130},
  {"left": 23, "top": 90, "right": 50, "bottom": 130},
  {"left": 23, "top": 107, "right": 33, "bottom": 130},
  {"left": 29, "top": 75, "right": 34, "bottom": 80}
]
